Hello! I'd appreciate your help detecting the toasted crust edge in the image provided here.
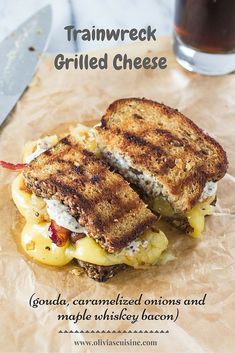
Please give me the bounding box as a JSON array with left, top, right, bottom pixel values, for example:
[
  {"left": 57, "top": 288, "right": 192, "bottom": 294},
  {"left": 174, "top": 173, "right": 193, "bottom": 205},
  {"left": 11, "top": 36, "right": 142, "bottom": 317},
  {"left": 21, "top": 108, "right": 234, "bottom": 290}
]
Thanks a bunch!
[{"left": 77, "top": 260, "right": 126, "bottom": 282}]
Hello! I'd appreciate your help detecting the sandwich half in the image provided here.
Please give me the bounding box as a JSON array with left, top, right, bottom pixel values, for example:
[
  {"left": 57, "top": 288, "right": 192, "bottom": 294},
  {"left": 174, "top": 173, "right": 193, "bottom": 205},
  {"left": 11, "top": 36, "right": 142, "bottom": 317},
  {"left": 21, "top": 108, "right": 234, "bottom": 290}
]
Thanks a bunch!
[
  {"left": 11, "top": 127, "right": 168, "bottom": 281},
  {"left": 96, "top": 98, "right": 228, "bottom": 237}
]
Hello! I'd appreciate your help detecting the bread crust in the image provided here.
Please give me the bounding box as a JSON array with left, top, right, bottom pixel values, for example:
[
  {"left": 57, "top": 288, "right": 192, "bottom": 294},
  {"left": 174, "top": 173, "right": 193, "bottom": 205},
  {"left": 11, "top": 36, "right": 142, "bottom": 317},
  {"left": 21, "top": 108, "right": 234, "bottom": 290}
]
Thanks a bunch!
[
  {"left": 77, "top": 260, "right": 126, "bottom": 282},
  {"left": 97, "top": 98, "right": 228, "bottom": 212}
]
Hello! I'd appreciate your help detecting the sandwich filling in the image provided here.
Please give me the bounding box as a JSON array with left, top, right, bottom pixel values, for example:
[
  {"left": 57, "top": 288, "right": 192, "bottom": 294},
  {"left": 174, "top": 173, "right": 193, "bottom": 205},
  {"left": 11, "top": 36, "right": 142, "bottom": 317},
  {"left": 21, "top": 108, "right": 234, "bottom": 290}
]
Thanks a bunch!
[
  {"left": 95, "top": 98, "right": 227, "bottom": 239},
  {"left": 12, "top": 126, "right": 168, "bottom": 268},
  {"left": 98, "top": 150, "right": 217, "bottom": 238}
]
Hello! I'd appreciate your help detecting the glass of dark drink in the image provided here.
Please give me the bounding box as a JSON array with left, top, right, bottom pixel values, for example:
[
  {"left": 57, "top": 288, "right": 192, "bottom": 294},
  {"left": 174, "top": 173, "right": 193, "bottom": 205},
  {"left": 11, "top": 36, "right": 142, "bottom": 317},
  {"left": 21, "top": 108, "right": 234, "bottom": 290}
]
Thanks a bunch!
[{"left": 173, "top": 0, "right": 235, "bottom": 75}]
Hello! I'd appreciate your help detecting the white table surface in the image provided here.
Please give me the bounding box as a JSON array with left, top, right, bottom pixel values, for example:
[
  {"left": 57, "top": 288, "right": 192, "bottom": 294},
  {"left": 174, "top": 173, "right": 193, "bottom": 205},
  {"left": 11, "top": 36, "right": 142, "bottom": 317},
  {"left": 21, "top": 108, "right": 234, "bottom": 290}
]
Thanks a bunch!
[{"left": 0, "top": 0, "right": 175, "bottom": 52}]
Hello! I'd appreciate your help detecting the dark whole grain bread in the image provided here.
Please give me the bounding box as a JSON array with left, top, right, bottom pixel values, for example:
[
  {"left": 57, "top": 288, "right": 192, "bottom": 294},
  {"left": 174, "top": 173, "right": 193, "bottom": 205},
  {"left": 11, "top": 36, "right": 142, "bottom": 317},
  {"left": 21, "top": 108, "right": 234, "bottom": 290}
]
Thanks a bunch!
[
  {"left": 96, "top": 98, "right": 228, "bottom": 213},
  {"left": 23, "top": 135, "right": 157, "bottom": 253},
  {"left": 77, "top": 260, "right": 126, "bottom": 282}
]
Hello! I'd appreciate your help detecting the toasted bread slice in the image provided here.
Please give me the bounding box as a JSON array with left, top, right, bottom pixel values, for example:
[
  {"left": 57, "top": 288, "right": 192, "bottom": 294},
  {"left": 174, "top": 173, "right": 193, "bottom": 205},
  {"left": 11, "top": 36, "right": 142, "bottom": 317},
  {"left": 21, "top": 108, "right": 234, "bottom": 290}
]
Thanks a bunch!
[
  {"left": 23, "top": 135, "right": 157, "bottom": 253},
  {"left": 96, "top": 98, "right": 228, "bottom": 213},
  {"left": 77, "top": 260, "right": 126, "bottom": 282}
]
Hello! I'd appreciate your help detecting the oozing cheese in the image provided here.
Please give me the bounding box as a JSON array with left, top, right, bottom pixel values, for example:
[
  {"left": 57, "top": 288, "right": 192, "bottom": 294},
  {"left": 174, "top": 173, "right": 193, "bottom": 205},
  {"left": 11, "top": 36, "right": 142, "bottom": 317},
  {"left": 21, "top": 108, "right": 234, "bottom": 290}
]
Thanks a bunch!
[
  {"left": 70, "top": 123, "right": 98, "bottom": 154},
  {"left": 23, "top": 135, "right": 59, "bottom": 163},
  {"left": 20, "top": 219, "right": 167, "bottom": 267},
  {"left": 151, "top": 196, "right": 175, "bottom": 218},
  {"left": 151, "top": 195, "right": 215, "bottom": 238},
  {"left": 12, "top": 130, "right": 168, "bottom": 268},
  {"left": 13, "top": 174, "right": 168, "bottom": 267},
  {"left": 12, "top": 174, "right": 49, "bottom": 223},
  {"left": 22, "top": 124, "right": 97, "bottom": 164},
  {"left": 70, "top": 230, "right": 168, "bottom": 267},
  {"left": 22, "top": 221, "right": 73, "bottom": 266},
  {"left": 186, "top": 197, "right": 215, "bottom": 238}
]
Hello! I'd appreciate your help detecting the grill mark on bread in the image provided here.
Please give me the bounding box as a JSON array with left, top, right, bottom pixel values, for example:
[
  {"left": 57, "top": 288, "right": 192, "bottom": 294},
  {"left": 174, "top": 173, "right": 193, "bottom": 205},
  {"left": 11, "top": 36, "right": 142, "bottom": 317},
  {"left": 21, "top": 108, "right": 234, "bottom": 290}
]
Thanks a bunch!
[
  {"left": 124, "top": 132, "right": 148, "bottom": 146},
  {"left": 124, "top": 128, "right": 203, "bottom": 162},
  {"left": 49, "top": 169, "right": 128, "bottom": 209},
  {"left": 133, "top": 114, "right": 144, "bottom": 120},
  {"left": 48, "top": 157, "right": 106, "bottom": 189},
  {"left": 90, "top": 175, "right": 100, "bottom": 184},
  {"left": 89, "top": 178, "right": 128, "bottom": 204},
  {"left": 155, "top": 128, "right": 208, "bottom": 158},
  {"left": 50, "top": 160, "right": 88, "bottom": 186},
  {"left": 71, "top": 164, "right": 85, "bottom": 175},
  {"left": 23, "top": 134, "right": 157, "bottom": 252},
  {"left": 97, "top": 98, "right": 228, "bottom": 212},
  {"left": 60, "top": 137, "right": 71, "bottom": 145},
  {"left": 158, "top": 158, "right": 176, "bottom": 175},
  {"left": 174, "top": 169, "right": 205, "bottom": 191},
  {"left": 46, "top": 174, "right": 137, "bottom": 222},
  {"left": 92, "top": 216, "right": 104, "bottom": 232},
  {"left": 121, "top": 131, "right": 178, "bottom": 174},
  {"left": 122, "top": 131, "right": 165, "bottom": 157},
  {"left": 38, "top": 147, "right": 74, "bottom": 164},
  {"left": 93, "top": 197, "right": 144, "bottom": 231},
  {"left": 50, "top": 178, "right": 92, "bottom": 211},
  {"left": 107, "top": 215, "right": 156, "bottom": 250},
  {"left": 82, "top": 148, "right": 97, "bottom": 159},
  {"left": 172, "top": 169, "right": 207, "bottom": 207},
  {"left": 44, "top": 149, "right": 52, "bottom": 156},
  {"left": 88, "top": 179, "right": 143, "bottom": 229}
]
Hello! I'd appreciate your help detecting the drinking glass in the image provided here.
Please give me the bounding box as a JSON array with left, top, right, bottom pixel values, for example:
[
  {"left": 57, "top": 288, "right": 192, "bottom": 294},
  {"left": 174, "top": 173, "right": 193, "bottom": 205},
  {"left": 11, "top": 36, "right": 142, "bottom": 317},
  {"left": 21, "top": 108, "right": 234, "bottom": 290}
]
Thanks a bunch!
[{"left": 173, "top": 0, "right": 235, "bottom": 75}]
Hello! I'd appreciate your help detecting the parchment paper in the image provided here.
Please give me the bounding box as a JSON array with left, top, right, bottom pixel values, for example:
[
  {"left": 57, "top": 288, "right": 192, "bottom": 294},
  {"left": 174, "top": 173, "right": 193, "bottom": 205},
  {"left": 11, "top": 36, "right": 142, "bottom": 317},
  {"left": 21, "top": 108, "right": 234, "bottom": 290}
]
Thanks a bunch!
[{"left": 0, "top": 37, "right": 234, "bottom": 353}]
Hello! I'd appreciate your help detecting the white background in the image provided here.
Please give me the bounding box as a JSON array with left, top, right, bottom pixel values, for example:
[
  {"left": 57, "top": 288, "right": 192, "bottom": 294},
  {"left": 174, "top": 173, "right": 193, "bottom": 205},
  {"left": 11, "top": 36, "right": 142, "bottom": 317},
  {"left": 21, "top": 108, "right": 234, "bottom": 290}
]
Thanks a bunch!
[{"left": 0, "top": 0, "right": 175, "bottom": 52}]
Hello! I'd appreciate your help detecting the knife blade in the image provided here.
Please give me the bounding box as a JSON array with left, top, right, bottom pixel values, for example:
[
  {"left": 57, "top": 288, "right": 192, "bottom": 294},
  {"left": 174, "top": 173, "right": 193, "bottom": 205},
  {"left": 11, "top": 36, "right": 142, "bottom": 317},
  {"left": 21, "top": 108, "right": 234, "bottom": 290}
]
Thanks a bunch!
[{"left": 0, "top": 5, "right": 52, "bottom": 126}]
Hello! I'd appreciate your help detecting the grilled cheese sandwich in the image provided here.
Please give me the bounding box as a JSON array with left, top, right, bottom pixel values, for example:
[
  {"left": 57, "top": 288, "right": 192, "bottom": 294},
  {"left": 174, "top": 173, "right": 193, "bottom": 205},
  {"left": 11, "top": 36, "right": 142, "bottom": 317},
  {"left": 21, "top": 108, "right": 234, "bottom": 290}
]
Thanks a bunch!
[
  {"left": 11, "top": 126, "right": 168, "bottom": 281},
  {"left": 8, "top": 98, "right": 228, "bottom": 281},
  {"left": 96, "top": 98, "right": 228, "bottom": 237}
]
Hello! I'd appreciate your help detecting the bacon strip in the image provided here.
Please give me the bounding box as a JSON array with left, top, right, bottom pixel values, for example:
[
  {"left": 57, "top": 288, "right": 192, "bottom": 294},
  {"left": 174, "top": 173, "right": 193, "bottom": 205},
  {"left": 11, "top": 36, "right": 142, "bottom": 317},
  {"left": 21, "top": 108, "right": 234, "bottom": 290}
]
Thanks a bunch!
[
  {"left": 48, "top": 220, "right": 87, "bottom": 247},
  {"left": 48, "top": 220, "right": 70, "bottom": 247},
  {"left": 0, "top": 160, "right": 26, "bottom": 171}
]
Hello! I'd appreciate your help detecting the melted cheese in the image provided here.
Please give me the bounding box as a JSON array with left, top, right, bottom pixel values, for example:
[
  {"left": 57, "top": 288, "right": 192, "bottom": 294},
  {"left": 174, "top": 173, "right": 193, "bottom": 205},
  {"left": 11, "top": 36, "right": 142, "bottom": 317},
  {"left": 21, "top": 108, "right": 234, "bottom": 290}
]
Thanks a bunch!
[
  {"left": 70, "top": 124, "right": 99, "bottom": 154},
  {"left": 12, "top": 174, "right": 49, "bottom": 223},
  {"left": 20, "top": 219, "right": 167, "bottom": 267},
  {"left": 186, "top": 197, "right": 215, "bottom": 238},
  {"left": 12, "top": 131, "right": 168, "bottom": 268},
  {"left": 13, "top": 172, "right": 168, "bottom": 267},
  {"left": 23, "top": 135, "right": 58, "bottom": 163},
  {"left": 151, "top": 196, "right": 175, "bottom": 217},
  {"left": 70, "top": 230, "right": 168, "bottom": 267},
  {"left": 22, "top": 222, "right": 73, "bottom": 266},
  {"left": 151, "top": 195, "right": 215, "bottom": 238}
]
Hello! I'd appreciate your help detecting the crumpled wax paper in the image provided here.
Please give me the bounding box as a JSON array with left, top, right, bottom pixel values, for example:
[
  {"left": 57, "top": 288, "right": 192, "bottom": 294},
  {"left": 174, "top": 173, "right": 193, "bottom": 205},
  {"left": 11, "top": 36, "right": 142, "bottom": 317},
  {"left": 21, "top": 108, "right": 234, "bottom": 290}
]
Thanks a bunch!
[{"left": 0, "top": 37, "right": 234, "bottom": 353}]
